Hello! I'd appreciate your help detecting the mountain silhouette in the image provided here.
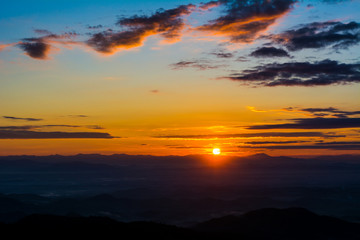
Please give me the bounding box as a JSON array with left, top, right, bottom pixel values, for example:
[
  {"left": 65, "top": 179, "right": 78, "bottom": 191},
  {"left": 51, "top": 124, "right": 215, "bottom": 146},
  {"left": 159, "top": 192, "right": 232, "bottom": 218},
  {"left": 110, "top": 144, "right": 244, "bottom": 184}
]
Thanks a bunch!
[
  {"left": 195, "top": 207, "right": 360, "bottom": 239},
  {"left": 0, "top": 208, "right": 359, "bottom": 239}
]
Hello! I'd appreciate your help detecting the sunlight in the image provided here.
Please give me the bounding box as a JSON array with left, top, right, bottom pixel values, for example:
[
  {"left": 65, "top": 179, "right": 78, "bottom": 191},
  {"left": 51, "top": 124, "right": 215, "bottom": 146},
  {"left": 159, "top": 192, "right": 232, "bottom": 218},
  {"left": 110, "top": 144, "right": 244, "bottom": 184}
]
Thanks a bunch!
[{"left": 212, "top": 148, "right": 221, "bottom": 155}]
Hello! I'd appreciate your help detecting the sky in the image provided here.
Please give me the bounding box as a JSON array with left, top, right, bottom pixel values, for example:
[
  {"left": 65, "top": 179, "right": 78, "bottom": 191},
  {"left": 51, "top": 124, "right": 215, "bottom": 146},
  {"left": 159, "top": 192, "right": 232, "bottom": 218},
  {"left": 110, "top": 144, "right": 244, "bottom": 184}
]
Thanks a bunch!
[{"left": 0, "top": 0, "right": 359, "bottom": 156}]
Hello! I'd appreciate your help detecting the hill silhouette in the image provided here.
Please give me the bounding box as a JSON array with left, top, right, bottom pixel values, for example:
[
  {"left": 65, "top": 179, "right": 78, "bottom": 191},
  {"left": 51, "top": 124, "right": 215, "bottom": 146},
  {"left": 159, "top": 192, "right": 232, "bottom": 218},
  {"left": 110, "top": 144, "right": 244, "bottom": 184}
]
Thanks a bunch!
[{"left": 0, "top": 208, "right": 359, "bottom": 240}]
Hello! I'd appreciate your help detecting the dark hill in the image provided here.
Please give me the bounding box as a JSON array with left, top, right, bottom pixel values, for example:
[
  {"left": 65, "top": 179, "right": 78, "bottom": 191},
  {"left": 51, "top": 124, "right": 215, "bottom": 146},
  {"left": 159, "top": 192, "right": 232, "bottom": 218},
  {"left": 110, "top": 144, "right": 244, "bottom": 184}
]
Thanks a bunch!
[
  {"left": 0, "top": 208, "right": 359, "bottom": 239},
  {"left": 195, "top": 207, "right": 360, "bottom": 239}
]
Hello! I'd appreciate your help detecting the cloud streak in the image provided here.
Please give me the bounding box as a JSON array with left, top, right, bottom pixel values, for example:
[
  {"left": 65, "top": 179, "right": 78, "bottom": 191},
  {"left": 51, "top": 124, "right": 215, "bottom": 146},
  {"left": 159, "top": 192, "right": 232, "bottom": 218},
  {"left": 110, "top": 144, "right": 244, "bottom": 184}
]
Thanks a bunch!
[
  {"left": 196, "top": 0, "right": 295, "bottom": 43},
  {"left": 154, "top": 131, "right": 343, "bottom": 139},
  {"left": 87, "top": 4, "right": 195, "bottom": 54},
  {"left": 247, "top": 117, "right": 360, "bottom": 129},
  {"left": 267, "top": 21, "right": 360, "bottom": 51},
  {"left": 3, "top": 116, "right": 43, "bottom": 122},
  {"left": 221, "top": 59, "right": 360, "bottom": 87},
  {"left": 170, "top": 60, "right": 227, "bottom": 70},
  {"left": 0, "top": 130, "right": 115, "bottom": 139},
  {"left": 250, "top": 47, "right": 290, "bottom": 58}
]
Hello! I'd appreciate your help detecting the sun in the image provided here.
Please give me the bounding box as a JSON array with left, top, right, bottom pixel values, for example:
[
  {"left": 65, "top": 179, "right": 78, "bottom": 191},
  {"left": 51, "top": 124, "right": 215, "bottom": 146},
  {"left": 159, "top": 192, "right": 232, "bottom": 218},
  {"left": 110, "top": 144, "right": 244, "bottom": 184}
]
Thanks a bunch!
[{"left": 212, "top": 148, "right": 221, "bottom": 155}]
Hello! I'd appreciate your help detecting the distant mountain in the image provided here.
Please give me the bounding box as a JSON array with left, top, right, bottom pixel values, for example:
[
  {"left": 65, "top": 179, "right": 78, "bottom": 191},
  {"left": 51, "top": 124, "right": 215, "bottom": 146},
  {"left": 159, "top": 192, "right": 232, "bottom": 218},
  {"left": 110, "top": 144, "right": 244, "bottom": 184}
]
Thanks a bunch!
[{"left": 0, "top": 208, "right": 358, "bottom": 239}]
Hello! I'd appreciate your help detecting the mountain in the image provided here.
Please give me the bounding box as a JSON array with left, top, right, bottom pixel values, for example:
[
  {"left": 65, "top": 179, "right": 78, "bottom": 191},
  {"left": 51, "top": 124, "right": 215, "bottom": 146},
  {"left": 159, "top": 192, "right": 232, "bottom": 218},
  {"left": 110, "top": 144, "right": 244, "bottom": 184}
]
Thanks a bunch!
[
  {"left": 195, "top": 207, "right": 360, "bottom": 239},
  {"left": 0, "top": 208, "right": 359, "bottom": 240}
]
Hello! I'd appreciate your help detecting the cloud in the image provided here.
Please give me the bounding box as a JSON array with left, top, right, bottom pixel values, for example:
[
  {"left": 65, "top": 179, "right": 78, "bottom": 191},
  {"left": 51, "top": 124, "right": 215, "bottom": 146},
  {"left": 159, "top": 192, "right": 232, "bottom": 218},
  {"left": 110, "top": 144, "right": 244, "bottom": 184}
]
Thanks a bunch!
[
  {"left": 150, "top": 89, "right": 160, "bottom": 94},
  {"left": 239, "top": 144, "right": 360, "bottom": 150},
  {"left": 244, "top": 140, "right": 309, "bottom": 145},
  {"left": 299, "top": 107, "right": 360, "bottom": 118},
  {"left": 210, "top": 51, "right": 234, "bottom": 58},
  {"left": 18, "top": 31, "right": 78, "bottom": 59},
  {"left": 170, "top": 59, "right": 227, "bottom": 70},
  {"left": 153, "top": 131, "right": 343, "bottom": 139},
  {"left": 247, "top": 117, "right": 360, "bottom": 129},
  {"left": 316, "top": 141, "right": 360, "bottom": 145},
  {"left": 250, "top": 47, "right": 290, "bottom": 57},
  {"left": 86, "top": 4, "right": 195, "bottom": 54},
  {"left": 68, "top": 115, "right": 88, "bottom": 118},
  {"left": 0, "top": 43, "right": 14, "bottom": 52},
  {"left": 199, "top": 1, "right": 222, "bottom": 11},
  {"left": 196, "top": 0, "right": 295, "bottom": 43},
  {"left": 0, "top": 130, "right": 115, "bottom": 139},
  {"left": 267, "top": 21, "right": 360, "bottom": 51},
  {"left": 220, "top": 59, "right": 360, "bottom": 86},
  {"left": 3, "top": 116, "right": 43, "bottom": 122},
  {"left": 0, "top": 125, "right": 104, "bottom": 131}
]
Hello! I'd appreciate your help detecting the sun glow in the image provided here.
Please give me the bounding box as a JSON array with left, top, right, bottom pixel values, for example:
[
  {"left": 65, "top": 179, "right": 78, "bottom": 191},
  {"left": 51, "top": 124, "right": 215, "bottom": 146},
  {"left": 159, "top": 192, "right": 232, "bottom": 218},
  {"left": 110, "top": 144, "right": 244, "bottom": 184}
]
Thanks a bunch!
[{"left": 212, "top": 148, "right": 221, "bottom": 155}]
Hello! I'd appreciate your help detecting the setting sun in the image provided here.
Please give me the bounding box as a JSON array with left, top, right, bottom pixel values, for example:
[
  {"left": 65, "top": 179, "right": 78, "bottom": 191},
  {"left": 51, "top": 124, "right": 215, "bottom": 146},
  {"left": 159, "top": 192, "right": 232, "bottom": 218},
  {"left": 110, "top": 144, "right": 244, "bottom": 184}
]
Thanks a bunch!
[{"left": 213, "top": 148, "right": 221, "bottom": 155}]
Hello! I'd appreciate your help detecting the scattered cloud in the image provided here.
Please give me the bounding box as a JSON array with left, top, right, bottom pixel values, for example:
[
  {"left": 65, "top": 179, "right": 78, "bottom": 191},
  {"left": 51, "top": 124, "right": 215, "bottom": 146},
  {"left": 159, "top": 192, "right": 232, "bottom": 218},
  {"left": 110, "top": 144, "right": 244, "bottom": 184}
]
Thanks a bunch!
[
  {"left": 266, "top": 21, "right": 360, "bottom": 51},
  {"left": 0, "top": 130, "right": 115, "bottom": 139},
  {"left": 198, "top": 1, "right": 222, "bottom": 11},
  {"left": 250, "top": 46, "right": 290, "bottom": 58},
  {"left": 299, "top": 107, "right": 360, "bottom": 118},
  {"left": 86, "top": 4, "right": 196, "bottom": 54},
  {"left": 170, "top": 59, "right": 227, "bottom": 70},
  {"left": 239, "top": 144, "right": 360, "bottom": 150},
  {"left": 17, "top": 31, "right": 78, "bottom": 59},
  {"left": 209, "top": 48, "right": 235, "bottom": 58},
  {"left": 153, "top": 131, "right": 343, "bottom": 139},
  {"left": 220, "top": 59, "right": 360, "bottom": 87},
  {"left": 247, "top": 117, "right": 360, "bottom": 129},
  {"left": 196, "top": 0, "right": 295, "bottom": 43},
  {"left": 68, "top": 115, "right": 88, "bottom": 118},
  {"left": 244, "top": 140, "right": 309, "bottom": 145},
  {"left": 0, "top": 43, "right": 15, "bottom": 52},
  {"left": 3, "top": 116, "right": 43, "bottom": 122}
]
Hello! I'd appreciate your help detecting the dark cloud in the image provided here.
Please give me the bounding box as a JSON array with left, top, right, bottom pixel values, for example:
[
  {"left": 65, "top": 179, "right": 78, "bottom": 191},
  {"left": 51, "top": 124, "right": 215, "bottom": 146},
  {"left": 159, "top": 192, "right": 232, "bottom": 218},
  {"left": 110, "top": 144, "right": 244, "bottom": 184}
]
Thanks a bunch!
[
  {"left": 3, "top": 116, "right": 43, "bottom": 122},
  {"left": 199, "top": 1, "right": 222, "bottom": 10},
  {"left": 170, "top": 60, "right": 227, "bottom": 70},
  {"left": 209, "top": 49, "right": 234, "bottom": 58},
  {"left": 87, "top": 25, "right": 104, "bottom": 30},
  {"left": 0, "top": 125, "right": 104, "bottom": 131},
  {"left": 221, "top": 59, "right": 360, "bottom": 86},
  {"left": 267, "top": 21, "right": 360, "bottom": 51},
  {"left": 316, "top": 141, "right": 360, "bottom": 145},
  {"left": 18, "top": 41, "right": 50, "bottom": 59},
  {"left": 247, "top": 117, "right": 360, "bottom": 129},
  {"left": 196, "top": 0, "right": 295, "bottom": 43},
  {"left": 244, "top": 140, "right": 309, "bottom": 145},
  {"left": 68, "top": 115, "right": 88, "bottom": 118},
  {"left": 18, "top": 32, "right": 77, "bottom": 59},
  {"left": 239, "top": 144, "right": 360, "bottom": 150},
  {"left": 154, "top": 132, "right": 343, "bottom": 139},
  {"left": 87, "top": 4, "right": 195, "bottom": 54},
  {"left": 250, "top": 47, "right": 290, "bottom": 58},
  {"left": 300, "top": 107, "right": 360, "bottom": 118},
  {"left": 0, "top": 126, "right": 35, "bottom": 131},
  {"left": 0, "top": 130, "right": 115, "bottom": 139}
]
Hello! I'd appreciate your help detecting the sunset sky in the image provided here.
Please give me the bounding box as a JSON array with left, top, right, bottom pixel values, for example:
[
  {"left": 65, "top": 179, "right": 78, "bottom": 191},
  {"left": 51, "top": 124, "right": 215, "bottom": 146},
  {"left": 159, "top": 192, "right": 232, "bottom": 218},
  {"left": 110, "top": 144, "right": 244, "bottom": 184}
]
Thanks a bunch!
[{"left": 0, "top": 0, "right": 359, "bottom": 156}]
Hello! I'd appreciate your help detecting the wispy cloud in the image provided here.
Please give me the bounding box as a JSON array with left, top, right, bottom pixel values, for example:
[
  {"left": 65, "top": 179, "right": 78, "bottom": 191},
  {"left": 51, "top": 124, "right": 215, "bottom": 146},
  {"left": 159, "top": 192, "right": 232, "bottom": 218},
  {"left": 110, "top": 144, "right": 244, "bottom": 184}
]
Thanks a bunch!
[
  {"left": 154, "top": 131, "right": 343, "bottom": 139},
  {"left": 170, "top": 59, "right": 227, "bottom": 70},
  {"left": 247, "top": 117, "right": 360, "bottom": 129},
  {"left": 17, "top": 31, "right": 78, "bottom": 59},
  {"left": 0, "top": 130, "right": 115, "bottom": 139},
  {"left": 196, "top": 0, "right": 295, "bottom": 43},
  {"left": 250, "top": 46, "right": 290, "bottom": 58},
  {"left": 266, "top": 21, "right": 360, "bottom": 51},
  {"left": 3, "top": 116, "right": 43, "bottom": 122},
  {"left": 220, "top": 59, "right": 360, "bottom": 87},
  {"left": 86, "top": 4, "right": 196, "bottom": 54}
]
